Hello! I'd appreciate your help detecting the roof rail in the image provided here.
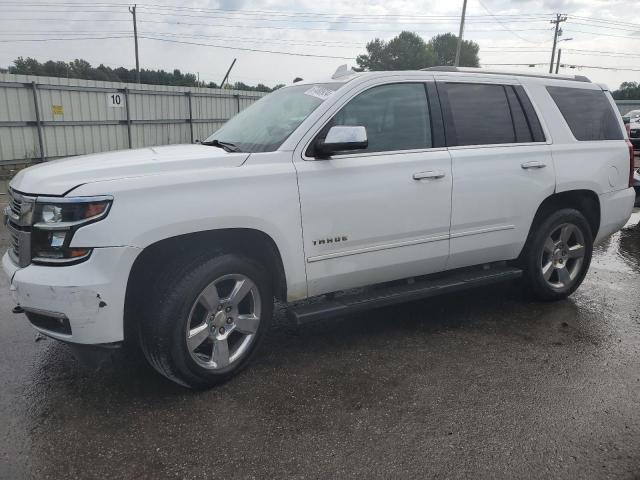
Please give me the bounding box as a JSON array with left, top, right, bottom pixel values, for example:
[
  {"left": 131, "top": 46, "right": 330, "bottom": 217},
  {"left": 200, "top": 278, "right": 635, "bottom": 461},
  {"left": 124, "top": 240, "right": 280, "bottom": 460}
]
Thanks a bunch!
[{"left": 421, "top": 66, "right": 591, "bottom": 83}]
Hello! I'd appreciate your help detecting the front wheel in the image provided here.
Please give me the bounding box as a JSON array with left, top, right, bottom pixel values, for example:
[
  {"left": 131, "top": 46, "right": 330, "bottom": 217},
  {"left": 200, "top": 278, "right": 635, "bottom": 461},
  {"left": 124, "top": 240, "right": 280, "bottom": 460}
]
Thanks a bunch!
[
  {"left": 522, "top": 208, "right": 593, "bottom": 301},
  {"left": 139, "top": 253, "right": 273, "bottom": 389}
]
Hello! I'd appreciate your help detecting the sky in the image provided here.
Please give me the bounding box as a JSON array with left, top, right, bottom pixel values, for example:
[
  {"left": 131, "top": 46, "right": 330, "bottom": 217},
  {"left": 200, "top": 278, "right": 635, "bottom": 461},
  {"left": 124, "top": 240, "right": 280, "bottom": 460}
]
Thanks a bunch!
[{"left": 0, "top": 0, "right": 638, "bottom": 90}]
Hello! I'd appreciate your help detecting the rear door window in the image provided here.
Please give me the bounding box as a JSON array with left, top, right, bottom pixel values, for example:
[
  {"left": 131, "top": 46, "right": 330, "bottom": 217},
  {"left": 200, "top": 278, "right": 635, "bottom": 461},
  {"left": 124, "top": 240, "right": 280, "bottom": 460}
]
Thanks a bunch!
[
  {"left": 441, "top": 83, "right": 545, "bottom": 146},
  {"left": 443, "top": 83, "right": 515, "bottom": 146},
  {"left": 546, "top": 86, "right": 623, "bottom": 141}
]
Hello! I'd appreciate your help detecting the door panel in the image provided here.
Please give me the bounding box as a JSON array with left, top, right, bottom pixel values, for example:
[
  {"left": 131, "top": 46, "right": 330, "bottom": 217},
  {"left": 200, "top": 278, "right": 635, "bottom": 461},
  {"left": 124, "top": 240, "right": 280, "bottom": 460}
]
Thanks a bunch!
[
  {"left": 438, "top": 80, "right": 557, "bottom": 269},
  {"left": 294, "top": 81, "right": 452, "bottom": 297},
  {"left": 447, "top": 144, "right": 555, "bottom": 269},
  {"left": 296, "top": 150, "right": 452, "bottom": 296}
]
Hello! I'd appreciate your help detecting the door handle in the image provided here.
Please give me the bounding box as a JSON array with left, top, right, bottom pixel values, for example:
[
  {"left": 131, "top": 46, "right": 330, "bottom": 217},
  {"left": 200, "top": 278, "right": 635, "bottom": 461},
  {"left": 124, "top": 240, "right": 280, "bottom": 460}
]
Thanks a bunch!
[
  {"left": 521, "top": 161, "right": 547, "bottom": 170},
  {"left": 413, "top": 170, "right": 445, "bottom": 180}
]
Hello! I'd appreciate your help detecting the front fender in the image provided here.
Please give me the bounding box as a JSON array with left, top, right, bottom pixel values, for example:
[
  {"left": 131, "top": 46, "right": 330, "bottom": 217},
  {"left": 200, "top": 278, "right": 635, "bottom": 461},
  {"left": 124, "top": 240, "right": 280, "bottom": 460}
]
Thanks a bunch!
[{"left": 68, "top": 157, "right": 308, "bottom": 299}]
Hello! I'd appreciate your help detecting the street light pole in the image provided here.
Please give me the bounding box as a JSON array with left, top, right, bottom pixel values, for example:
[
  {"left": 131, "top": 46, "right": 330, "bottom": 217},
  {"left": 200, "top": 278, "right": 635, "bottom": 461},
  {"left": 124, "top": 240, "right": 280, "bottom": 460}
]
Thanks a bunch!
[{"left": 554, "top": 38, "right": 572, "bottom": 74}]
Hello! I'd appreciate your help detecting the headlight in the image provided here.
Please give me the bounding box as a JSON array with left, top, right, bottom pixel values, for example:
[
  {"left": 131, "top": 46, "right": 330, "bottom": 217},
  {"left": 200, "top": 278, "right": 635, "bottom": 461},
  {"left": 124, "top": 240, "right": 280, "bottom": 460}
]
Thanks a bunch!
[{"left": 31, "top": 196, "right": 112, "bottom": 265}]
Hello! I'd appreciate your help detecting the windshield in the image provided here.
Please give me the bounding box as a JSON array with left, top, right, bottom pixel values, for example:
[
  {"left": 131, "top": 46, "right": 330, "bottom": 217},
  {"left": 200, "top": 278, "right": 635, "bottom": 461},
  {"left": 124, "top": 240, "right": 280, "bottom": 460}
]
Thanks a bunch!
[{"left": 204, "top": 83, "right": 342, "bottom": 153}]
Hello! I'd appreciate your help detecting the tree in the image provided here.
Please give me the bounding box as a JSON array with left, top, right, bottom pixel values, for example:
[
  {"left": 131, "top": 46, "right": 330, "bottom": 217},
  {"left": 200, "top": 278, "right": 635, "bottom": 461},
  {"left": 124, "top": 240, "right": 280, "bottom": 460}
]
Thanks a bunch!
[
  {"left": 69, "top": 59, "right": 93, "bottom": 79},
  {"left": 613, "top": 82, "right": 640, "bottom": 100},
  {"left": 356, "top": 31, "right": 436, "bottom": 71},
  {"left": 355, "top": 31, "right": 480, "bottom": 71},
  {"left": 6, "top": 57, "right": 282, "bottom": 92},
  {"left": 428, "top": 33, "right": 480, "bottom": 67}
]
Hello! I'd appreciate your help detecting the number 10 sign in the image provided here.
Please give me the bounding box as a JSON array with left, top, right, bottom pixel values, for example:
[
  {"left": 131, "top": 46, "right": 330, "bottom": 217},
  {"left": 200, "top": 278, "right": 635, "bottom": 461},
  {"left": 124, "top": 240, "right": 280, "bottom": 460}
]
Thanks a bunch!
[{"left": 107, "top": 93, "right": 124, "bottom": 108}]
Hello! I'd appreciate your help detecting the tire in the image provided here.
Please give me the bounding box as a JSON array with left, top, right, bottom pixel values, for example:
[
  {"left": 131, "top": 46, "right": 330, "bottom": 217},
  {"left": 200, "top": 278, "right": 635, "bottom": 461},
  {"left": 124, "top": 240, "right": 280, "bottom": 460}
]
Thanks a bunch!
[
  {"left": 138, "top": 252, "right": 273, "bottom": 389},
  {"left": 522, "top": 208, "right": 593, "bottom": 301}
]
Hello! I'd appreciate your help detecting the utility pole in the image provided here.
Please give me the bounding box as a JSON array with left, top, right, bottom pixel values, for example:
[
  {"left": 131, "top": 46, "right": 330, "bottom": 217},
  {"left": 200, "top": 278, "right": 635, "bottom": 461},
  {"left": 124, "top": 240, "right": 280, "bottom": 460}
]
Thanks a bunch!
[
  {"left": 220, "top": 58, "right": 237, "bottom": 89},
  {"left": 549, "top": 13, "right": 567, "bottom": 73},
  {"left": 454, "top": 0, "right": 468, "bottom": 67},
  {"left": 555, "top": 48, "right": 562, "bottom": 74},
  {"left": 129, "top": 4, "right": 140, "bottom": 83}
]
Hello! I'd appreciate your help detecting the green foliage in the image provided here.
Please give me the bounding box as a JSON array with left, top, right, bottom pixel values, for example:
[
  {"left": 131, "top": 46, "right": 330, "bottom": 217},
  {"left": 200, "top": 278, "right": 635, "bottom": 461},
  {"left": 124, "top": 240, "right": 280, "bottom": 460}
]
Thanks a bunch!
[
  {"left": 356, "top": 31, "right": 480, "bottom": 71},
  {"left": 612, "top": 82, "right": 640, "bottom": 100},
  {"left": 7, "top": 57, "right": 280, "bottom": 92},
  {"left": 428, "top": 33, "right": 479, "bottom": 67},
  {"left": 356, "top": 32, "right": 436, "bottom": 71}
]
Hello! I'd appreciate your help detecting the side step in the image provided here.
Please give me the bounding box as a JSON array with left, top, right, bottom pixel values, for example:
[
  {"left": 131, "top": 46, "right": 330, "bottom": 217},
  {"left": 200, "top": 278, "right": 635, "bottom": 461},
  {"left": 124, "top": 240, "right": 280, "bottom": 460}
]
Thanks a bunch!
[{"left": 288, "top": 266, "right": 523, "bottom": 325}]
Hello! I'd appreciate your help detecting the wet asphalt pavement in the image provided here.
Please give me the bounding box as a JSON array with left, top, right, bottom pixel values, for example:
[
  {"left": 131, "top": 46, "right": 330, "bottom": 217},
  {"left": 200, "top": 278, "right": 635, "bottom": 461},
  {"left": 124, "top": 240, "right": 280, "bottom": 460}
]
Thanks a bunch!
[{"left": 1, "top": 211, "right": 639, "bottom": 479}]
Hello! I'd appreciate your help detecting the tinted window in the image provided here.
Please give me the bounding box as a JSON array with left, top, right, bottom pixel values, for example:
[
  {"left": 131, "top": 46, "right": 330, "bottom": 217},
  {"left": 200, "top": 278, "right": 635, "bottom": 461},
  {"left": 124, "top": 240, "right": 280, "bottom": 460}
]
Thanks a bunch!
[
  {"left": 547, "top": 86, "right": 623, "bottom": 141},
  {"left": 514, "top": 85, "right": 545, "bottom": 142},
  {"left": 505, "top": 86, "right": 532, "bottom": 143},
  {"left": 325, "top": 83, "right": 431, "bottom": 153},
  {"left": 445, "top": 83, "right": 515, "bottom": 146}
]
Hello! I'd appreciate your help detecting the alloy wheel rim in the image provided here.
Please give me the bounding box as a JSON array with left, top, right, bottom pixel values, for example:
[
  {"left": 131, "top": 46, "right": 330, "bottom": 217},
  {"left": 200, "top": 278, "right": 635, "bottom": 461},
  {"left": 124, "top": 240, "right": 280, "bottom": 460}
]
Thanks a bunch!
[
  {"left": 185, "top": 274, "right": 262, "bottom": 370},
  {"left": 540, "top": 222, "right": 586, "bottom": 290}
]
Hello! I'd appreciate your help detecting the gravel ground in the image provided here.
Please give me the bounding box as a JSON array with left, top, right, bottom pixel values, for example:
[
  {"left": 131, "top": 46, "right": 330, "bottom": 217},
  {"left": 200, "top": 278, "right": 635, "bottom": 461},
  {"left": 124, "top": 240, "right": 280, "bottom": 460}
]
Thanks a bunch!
[{"left": 0, "top": 210, "right": 639, "bottom": 479}]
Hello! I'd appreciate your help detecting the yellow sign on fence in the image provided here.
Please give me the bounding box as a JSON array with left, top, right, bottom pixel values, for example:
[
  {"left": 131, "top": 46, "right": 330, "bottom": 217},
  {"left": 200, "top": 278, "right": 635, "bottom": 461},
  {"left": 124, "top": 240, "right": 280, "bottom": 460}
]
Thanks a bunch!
[{"left": 51, "top": 105, "right": 64, "bottom": 115}]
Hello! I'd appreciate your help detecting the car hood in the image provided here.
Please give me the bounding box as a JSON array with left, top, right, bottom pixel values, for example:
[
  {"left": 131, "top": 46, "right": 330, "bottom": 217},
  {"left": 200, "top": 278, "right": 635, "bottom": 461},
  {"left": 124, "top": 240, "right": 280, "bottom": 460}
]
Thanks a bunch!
[{"left": 10, "top": 144, "right": 250, "bottom": 196}]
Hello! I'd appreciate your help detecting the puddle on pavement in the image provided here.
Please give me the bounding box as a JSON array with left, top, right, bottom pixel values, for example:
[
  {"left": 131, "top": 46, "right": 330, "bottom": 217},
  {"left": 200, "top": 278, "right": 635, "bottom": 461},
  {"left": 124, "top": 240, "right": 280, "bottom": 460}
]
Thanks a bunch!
[{"left": 592, "top": 210, "right": 640, "bottom": 273}]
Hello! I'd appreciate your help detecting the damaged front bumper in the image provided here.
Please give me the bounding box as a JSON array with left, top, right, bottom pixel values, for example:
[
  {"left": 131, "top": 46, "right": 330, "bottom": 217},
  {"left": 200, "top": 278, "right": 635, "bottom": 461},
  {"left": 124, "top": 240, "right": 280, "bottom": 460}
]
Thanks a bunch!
[{"left": 2, "top": 246, "right": 140, "bottom": 344}]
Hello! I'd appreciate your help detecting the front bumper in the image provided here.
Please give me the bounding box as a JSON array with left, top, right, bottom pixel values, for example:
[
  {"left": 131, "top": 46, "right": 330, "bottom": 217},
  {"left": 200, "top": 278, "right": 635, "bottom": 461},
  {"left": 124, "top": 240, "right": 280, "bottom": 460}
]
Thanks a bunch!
[{"left": 2, "top": 246, "right": 141, "bottom": 344}]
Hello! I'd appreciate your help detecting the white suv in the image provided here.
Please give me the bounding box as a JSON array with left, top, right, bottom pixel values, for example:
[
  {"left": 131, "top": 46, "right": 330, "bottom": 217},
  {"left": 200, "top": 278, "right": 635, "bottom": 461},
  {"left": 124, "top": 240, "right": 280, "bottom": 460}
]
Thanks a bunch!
[{"left": 3, "top": 67, "right": 635, "bottom": 388}]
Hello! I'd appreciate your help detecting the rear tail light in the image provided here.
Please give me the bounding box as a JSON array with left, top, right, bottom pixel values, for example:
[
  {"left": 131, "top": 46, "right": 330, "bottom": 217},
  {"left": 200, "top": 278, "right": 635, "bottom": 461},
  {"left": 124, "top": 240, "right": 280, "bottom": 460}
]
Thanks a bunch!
[{"left": 627, "top": 139, "right": 635, "bottom": 188}]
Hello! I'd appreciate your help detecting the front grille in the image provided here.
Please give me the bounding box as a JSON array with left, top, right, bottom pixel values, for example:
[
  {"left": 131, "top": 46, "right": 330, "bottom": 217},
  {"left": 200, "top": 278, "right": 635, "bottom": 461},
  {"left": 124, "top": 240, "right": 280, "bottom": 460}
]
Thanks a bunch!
[
  {"left": 630, "top": 130, "right": 640, "bottom": 138},
  {"left": 6, "top": 189, "right": 33, "bottom": 267},
  {"left": 9, "top": 190, "right": 21, "bottom": 217},
  {"left": 8, "top": 225, "right": 20, "bottom": 262}
]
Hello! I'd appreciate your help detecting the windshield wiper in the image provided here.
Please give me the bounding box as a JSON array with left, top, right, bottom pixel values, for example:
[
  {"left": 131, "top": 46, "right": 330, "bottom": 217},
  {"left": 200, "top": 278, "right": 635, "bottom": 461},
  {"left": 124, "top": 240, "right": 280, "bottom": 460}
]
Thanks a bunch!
[{"left": 200, "top": 139, "right": 242, "bottom": 153}]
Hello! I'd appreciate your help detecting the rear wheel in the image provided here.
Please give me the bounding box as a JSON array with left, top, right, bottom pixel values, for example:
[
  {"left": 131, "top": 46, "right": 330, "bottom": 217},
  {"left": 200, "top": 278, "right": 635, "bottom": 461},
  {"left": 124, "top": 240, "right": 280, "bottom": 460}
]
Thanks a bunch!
[
  {"left": 522, "top": 208, "right": 593, "bottom": 301},
  {"left": 139, "top": 252, "right": 272, "bottom": 388}
]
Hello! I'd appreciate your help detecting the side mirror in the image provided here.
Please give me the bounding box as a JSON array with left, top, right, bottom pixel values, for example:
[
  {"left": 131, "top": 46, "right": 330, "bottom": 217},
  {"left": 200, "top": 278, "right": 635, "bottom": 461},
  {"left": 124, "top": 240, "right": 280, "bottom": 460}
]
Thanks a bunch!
[{"left": 315, "top": 126, "right": 367, "bottom": 158}]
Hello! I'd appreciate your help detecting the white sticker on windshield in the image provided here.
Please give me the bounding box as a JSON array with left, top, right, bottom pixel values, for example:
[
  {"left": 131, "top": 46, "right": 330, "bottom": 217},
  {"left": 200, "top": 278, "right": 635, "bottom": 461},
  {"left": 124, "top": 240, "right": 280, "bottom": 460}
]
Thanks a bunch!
[{"left": 304, "top": 86, "right": 335, "bottom": 100}]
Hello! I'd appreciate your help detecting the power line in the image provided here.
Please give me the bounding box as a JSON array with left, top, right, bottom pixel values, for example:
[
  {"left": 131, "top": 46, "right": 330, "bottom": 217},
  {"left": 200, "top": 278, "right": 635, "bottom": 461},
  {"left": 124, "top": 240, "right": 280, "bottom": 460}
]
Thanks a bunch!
[
  {"left": 0, "top": 35, "right": 131, "bottom": 42},
  {"left": 565, "top": 48, "right": 640, "bottom": 58},
  {"left": 566, "top": 21, "right": 640, "bottom": 33},
  {"left": 0, "top": 8, "right": 556, "bottom": 25},
  {"left": 568, "top": 15, "right": 640, "bottom": 29},
  {"left": 0, "top": 1, "right": 555, "bottom": 20},
  {"left": 563, "top": 28, "right": 640, "bottom": 40},
  {"left": 0, "top": 31, "right": 364, "bottom": 47},
  {"left": 0, "top": 33, "right": 357, "bottom": 58},
  {"left": 138, "top": 36, "right": 355, "bottom": 59},
  {"left": 0, "top": 16, "right": 556, "bottom": 34},
  {"left": 476, "top": 0, "right": 549, "bottom": 44},
  {"left": 483, "top": 62, "right": 640, "bottom": 72}
]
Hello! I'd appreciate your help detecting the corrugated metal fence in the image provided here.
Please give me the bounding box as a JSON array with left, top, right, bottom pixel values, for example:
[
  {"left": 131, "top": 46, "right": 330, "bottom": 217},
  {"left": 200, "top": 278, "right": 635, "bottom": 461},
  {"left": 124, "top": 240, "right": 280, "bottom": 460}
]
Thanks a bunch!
[
  {"left": 0, "top": 73, "right": 638, "bottom": 194},
  {"left": 615, "top": 100, "right": 640, "bottom": 116},
  {"left": 0, "top": 73, "right": 266, "bottom": 166}
]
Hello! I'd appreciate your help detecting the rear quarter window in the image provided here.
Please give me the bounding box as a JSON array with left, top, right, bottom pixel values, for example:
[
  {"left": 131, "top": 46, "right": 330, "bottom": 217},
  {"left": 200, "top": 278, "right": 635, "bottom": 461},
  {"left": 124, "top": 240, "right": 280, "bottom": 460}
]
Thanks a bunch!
[{"left": 546, "top": 86, "right": 623, "bottom": 141}]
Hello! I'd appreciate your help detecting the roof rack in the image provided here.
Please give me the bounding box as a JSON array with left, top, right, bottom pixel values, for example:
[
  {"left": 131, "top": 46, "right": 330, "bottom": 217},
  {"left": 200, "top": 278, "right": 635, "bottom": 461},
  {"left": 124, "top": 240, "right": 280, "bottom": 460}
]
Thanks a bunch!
[{"left": 421, "top": 66, "right": 591, "bottom": 83}]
